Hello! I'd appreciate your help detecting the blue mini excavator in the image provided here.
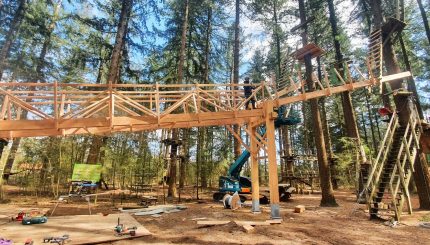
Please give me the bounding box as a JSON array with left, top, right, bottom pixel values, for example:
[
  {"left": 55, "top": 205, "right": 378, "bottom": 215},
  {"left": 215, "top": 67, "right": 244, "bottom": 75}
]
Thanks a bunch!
[{"left": 213, "top": 105, "right": 300, "bottom": 202}]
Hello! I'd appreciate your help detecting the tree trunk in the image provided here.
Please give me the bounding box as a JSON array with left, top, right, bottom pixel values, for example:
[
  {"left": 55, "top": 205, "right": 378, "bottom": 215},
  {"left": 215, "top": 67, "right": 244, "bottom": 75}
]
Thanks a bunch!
[
  {"left": 233, "top": 0, "right": 241, "bottom": 158},
  {"left": 298, "top": 0, "right": 337, "bottom": 206},
  {"left": 399, "top": 35, "right": 424, "bottom": 119},
  {"left": 282, "top": 127, "right": 294, "bottom": 176},
  {"left": 86, "top": 136, "right": 106, "bottom": 164},
  {"left": 86, "top": 0, "right": 132, "bottom": 165},
  {"left": 364, "top": 91, "right": 378, "bottom": 150},
  {"left": 0, "top": 0, "right": 26, "bottom": 79},
  {"left": 34, "top": 0, "right": 62, "bottom": 82},
  {"left": 359, "top": 111, "right": 369, "bottom": 146},
  {"left": 179, "top": 129, "right": 190, "bottom": 188},
  {"left": 417, "top": 0, "right": 430, "bottom": 46},
  {"left": 168, "top": 0, "right": 189, "bottom": 198},
  {"left": 204, "top": 3, "right": 212, "bottom": 84},
  {"left": 273, "top": 0, "right": 282, "bottom": 79},
  {"left": 327, "top": 0, "right": 366, "bottom": 164},
  {"left": 398, "top": 0, "right": 424, "bottom": 119},
  {"left": 2, "top": 138, "right": 20, "bottom": 181},
  {"left": 107, "top": 0, "right": 133, "bottom": 85}
]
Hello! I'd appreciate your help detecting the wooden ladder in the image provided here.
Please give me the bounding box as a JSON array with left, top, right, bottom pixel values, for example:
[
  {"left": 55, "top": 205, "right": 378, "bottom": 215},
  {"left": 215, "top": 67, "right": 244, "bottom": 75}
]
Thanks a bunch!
[
  {"left": 367, "top": 29, "right": 383, "bottom": 80},
  {"left": 277, "top": 56, "right": 296, "bottom": 91},
  {"left": 362, "top": 104, "right": 421, "bottom": 221}
]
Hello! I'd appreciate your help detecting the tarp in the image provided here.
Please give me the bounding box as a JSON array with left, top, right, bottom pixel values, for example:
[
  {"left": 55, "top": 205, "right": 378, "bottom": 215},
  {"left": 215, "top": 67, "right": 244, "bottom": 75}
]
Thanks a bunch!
[{"left": 71, "top": 164, "right": 102, "bottom": 183}]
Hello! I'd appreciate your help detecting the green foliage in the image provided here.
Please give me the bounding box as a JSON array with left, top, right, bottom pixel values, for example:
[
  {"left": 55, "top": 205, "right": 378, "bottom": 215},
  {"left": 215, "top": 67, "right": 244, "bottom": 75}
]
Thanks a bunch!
[{"left": 333, "top": 137, "right": 360, "bottom": 187}]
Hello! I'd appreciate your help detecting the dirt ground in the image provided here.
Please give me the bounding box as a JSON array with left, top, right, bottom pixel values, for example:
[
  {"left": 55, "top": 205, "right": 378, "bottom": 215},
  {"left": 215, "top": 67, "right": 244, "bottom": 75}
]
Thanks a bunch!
[{"left": 1, "top": 185, "right": 430, "bottom": 245}]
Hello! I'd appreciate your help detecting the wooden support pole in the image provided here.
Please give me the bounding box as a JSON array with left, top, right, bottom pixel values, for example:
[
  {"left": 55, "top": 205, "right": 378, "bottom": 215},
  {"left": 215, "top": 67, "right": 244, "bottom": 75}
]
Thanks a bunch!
[
  {"left": 59, "top": 94, "right": 65, "bottom": 116},
  {"left": 250, "top": 125, "right": 260, "bottom": 213},
  {"left": 265, "top": 101, "right": 280, "bottom": 219},
  {"left": 0, "top": 95, "right": 9, "bottom": 120},
  {"left": 109, "top": 90, "right": 115, "bottom": 129},
  {"left": 54, "top": 81, "right": 58, "bottom": 129}
]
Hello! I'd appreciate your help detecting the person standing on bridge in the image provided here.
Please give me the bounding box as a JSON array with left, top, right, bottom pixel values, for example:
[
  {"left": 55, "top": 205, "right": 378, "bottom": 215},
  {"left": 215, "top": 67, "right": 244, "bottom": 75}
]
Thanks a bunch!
[{"left": 243, "top": 77, "right": 256, "bottom": 109}]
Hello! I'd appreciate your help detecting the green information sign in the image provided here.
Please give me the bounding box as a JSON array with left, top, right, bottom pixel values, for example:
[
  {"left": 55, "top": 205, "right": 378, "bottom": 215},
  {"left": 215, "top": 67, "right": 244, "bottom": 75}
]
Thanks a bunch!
[{"left": 71, "top": 164, "right": 102, "bottom": 183}]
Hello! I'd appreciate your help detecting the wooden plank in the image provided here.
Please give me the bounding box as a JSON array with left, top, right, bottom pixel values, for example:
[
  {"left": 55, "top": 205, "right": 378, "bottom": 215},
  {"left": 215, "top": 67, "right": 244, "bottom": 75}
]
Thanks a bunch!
[
  {"left": 380, "top": 71, "right": 412, "bottom": 83},
  {"left": 61, "top": 92, "right": 108, "bottom": 119},
  {"left": 0, "top": 213, "right": 151, "bottom": 244},
  {"left": 115, "top": 103, "right": 140, "bottom": 117},
  {"left": 114, "top": 92, "right": 157, "bottom": 117},
  {"left": 61, "top": 98, "right": 107, "bottom": 119},
  {"left": 0, "top": 116, "right": 262, "bottom": 138},
  {"left": 197, "top": 88, "right": 233, "bottom": 110},
  {"left": 59, "top": 93, "right": 65, "bottom": 116},
  {"left": 161, "top": 92, "right": 194, "bottom": 117},
  {"left": 0, "top": 95, "right": 9, "bottom": 120},
  {"left": 235, "top": 221, "right": 271, "bottom": 226},
  {"left": 242, "top": 224, "right": 255, "bottom": 233},
  {"left": 2, "top": 92, "right": 51, "bottom": 119},
  {"left": 276, "top": 79, "right": 374, "bottom": 106},
  {"left": 197, "top": 220, "right": 230, "bottom": 225},
  {"left": 250, "top": 126, "right": 260, "bottom": 212}
]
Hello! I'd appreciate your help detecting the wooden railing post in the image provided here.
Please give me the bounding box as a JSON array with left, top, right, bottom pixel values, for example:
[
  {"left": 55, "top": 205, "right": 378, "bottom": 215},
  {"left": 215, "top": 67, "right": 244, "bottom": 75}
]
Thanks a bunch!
[{"left": 54, "top": 81, "right": 58, "bottom": 129}]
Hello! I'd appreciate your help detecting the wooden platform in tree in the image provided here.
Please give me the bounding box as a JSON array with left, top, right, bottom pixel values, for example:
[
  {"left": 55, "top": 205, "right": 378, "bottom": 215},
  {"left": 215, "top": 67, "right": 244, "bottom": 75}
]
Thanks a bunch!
[
  {"left": 381, "top": 17, "right": 407, "bottom": 36},
  {"left": 293, "top": 43, "right": 324, "bottom": 61}
]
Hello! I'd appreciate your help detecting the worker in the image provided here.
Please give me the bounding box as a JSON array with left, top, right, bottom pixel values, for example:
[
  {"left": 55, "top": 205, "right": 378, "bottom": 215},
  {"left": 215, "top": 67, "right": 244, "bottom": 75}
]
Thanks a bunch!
[{"left": 243, "top": 77, "right": 256, "bottom": 109}]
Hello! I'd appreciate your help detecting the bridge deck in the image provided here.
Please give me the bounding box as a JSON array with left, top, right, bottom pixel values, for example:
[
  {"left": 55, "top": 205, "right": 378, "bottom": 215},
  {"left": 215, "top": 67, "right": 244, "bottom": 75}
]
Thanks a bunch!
[{"left": 0, "top": 64, "right": 412, "bottom": 139}]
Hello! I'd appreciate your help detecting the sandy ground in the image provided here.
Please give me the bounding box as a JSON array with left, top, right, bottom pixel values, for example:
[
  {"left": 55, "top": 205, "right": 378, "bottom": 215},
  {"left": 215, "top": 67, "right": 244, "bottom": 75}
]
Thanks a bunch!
[{"left": 1, "top": 186, "right": 430, "bottom": 245}]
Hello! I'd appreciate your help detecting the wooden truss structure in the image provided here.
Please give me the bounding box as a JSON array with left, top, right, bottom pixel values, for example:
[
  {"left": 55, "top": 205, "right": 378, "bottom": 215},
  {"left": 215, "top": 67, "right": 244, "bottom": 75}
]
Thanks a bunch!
[{"left": 0, "top": 42, "right": 413, "bottom": 218}]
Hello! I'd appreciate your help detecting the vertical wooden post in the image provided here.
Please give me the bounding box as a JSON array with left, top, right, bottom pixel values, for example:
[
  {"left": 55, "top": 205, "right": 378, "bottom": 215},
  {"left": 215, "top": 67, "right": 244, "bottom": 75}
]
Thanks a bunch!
[
  {"left": 265, "top": 100, "right": 281, "bottom": 219},
  {"left": 155, "top": 83, "right": 160, "bottom": 125},
  {"left": 0, "top": 95, "right": 9, "bottom": 120},
  {"left": 59, "top": 93, "right": 65, "bottom": 117},
  {"left": 109, "top": 89, "right": 114, "bottom": 129},
  {"left": 54, "top": 81, "right": 58, "bottom": 129},
  {"left": 250, "top": 124, "right": 260, "bottom": 213}
]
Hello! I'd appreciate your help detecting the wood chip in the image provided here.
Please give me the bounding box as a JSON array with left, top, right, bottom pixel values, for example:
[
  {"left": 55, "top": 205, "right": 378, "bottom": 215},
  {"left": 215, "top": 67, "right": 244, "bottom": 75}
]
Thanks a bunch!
[
  {"left": 294, "top": 205, "right": 305, "bottom": 213},
  {"left": 242, "top": 224, "right": 255, "bottom": 233}
]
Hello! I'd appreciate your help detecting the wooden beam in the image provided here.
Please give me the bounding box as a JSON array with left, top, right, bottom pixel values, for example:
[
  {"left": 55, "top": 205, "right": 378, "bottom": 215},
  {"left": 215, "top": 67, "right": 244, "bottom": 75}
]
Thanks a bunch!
[
  {"left": 160, "top": 92, "right": 194, "bottom": 117},
  {"left": 0, "top": 88, "right": 51, "bottom": 119},
  {"left": 380, "top": 71, "right": 412, "bottom": 83},
  {"left": 0, "top": 95, "right": 9, "bottom": 120},
  {"left": 226, "top": 125, "right": 250, "bottom": 152},
  {"left": 264, "top": 100, "right": 280, "bottom": 219},
  {"left": 250, "top": 125, "right": 260, "bottom": 213},
  {"left": 277, "top": 79, "right": 373, "bottom": 106}
]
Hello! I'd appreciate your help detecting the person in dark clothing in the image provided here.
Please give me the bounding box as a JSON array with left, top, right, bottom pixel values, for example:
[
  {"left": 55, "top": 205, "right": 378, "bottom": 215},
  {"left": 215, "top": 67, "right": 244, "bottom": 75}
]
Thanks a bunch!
[{"left": 243, "top": 77, "right": 256, "bottom": 109}]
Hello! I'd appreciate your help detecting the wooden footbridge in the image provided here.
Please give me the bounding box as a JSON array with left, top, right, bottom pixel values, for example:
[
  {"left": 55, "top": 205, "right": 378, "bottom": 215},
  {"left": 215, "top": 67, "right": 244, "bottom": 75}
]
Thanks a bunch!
[{"left": 0, "top": 43, "right": 413, "bottom": 218}]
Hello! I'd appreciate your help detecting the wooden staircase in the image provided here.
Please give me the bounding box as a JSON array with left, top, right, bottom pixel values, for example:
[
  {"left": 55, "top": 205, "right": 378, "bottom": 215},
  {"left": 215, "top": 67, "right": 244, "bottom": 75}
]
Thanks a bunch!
[{"left": 362, "top": 104, "right": 422, "bottom": 221}]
